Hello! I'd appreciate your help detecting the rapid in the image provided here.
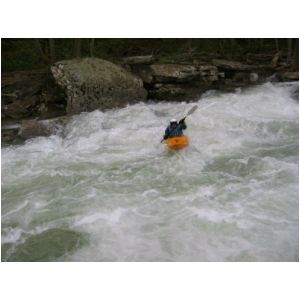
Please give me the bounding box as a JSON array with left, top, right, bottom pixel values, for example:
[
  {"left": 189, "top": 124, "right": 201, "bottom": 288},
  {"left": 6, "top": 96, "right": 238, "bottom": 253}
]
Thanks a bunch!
[{"left": 1, "top": 82, "right": 299, "bottom": 261}]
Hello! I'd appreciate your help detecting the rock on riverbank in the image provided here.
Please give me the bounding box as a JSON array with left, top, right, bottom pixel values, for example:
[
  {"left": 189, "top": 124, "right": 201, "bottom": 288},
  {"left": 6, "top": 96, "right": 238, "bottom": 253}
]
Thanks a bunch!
[
  {"left": 2, "top": 70, "right": 66, "bottom": 120},
  {"left": 51, "top": 57, "right": 147, "bottom": 114},
  {"left": 2, "top": 54, "right": 298, "bottom": 141}
]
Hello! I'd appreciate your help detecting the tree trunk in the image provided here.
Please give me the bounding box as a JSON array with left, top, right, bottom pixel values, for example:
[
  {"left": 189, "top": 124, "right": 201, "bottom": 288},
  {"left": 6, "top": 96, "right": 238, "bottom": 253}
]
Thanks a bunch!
[
  {"left": 247, "top": 38, "right": 252, "bottom": 49},
  {"left": 34, "top": 38, "right": 50, "bottom": 63},
  {"left": 49, "top": 38, "right": 56, "bottom": 62},
  {"left": 90, "top": 38, "right": 95, "bottom": 57},
  {"left": 229, "top": 38, "right": 236, "bottom": 51},
  {"left": 287, "top": 38, "right": 293, "bottom": 64},
  {"left": 218, "top": 39, "right": 225, "bottom": 54},
  {"left": 275, "top": 38, "right": 279, "bottom": 51},
  {"left": 74, "top": 39, "right": 81, "bottom": 58},
  {"left": 271, "top": 50, "right": 283, "bottom": 68},
  {"left": 292, "top": 38, "right": 299, "bottom": 70}
]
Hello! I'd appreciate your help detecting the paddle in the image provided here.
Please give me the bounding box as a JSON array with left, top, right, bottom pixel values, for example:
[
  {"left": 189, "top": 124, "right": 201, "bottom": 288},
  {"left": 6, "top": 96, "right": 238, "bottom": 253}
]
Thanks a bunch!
[
  {"left": 160, "top": 105, "right": 198, "bottom": 143},
  {"left": 181, "top": 104, "right": 198, "bottom": 122}
]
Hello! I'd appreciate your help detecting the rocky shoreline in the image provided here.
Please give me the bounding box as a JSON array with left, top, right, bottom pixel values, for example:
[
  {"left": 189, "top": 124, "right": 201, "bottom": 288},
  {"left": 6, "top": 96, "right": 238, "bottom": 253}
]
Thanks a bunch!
[{"left": 2, "top": 53, "right": 299, "bottom": 143}]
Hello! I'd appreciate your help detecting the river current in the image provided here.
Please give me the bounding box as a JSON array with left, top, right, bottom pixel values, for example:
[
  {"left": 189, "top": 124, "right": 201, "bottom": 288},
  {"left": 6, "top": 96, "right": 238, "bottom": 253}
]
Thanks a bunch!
[{"left": 1, "top": 82, "right": 299, "bottom": 261}]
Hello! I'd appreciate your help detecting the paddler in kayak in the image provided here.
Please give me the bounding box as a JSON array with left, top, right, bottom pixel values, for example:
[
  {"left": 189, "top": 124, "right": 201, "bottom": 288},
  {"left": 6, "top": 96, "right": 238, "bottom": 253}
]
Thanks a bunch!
[
  {"left": 163, "top": 118, "right": 187, "bottom": 140},
  {"left": 161, "top": 105, "right": 197, "bottom": 149}
]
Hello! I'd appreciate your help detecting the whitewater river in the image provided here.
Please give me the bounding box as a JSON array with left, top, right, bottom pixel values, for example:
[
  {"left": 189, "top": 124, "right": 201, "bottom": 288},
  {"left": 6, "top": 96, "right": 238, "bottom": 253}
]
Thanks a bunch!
[{"left": 1, "top": 82, "right": 299, "bottom": 261}]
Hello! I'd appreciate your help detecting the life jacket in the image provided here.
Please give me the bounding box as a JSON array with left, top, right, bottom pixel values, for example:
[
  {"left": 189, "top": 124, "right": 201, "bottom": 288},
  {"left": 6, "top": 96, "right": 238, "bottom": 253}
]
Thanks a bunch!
[{"left": 165, "top": 123, "right": 186, "bottom": 138}]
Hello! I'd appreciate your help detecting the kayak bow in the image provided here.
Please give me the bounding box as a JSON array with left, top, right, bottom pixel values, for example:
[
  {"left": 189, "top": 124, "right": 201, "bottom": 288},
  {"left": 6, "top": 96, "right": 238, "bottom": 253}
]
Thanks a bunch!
[{"left": 166, "top": 135, "right": 189, "bottom": 150}]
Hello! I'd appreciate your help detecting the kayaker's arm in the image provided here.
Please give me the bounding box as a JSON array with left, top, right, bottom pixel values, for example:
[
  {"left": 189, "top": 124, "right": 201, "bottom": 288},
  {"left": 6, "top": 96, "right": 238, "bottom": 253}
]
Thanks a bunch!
[
  {"left": 163, "top": 127, "right": 170, "bottom": 140},
  {"left": 179, "top": 118, "right": 187, "bottom": 130}
]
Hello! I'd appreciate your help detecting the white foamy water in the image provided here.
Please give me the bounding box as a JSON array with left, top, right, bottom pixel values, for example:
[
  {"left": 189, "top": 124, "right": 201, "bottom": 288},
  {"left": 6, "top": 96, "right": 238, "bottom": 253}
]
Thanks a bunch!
[{"left": 1, "top": 82, "right": 299, "bottom": 261}]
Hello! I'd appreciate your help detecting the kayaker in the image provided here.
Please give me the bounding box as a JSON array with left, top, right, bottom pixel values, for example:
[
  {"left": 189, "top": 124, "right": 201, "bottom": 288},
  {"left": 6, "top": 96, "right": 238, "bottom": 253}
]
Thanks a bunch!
[{"left": 163, "top": 118, "right": 187, "bottom": 140}]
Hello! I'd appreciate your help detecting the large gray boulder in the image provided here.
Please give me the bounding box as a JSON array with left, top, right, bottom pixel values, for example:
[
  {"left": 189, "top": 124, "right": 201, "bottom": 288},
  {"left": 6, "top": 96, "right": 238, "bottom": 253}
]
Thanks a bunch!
[{"left": 51, "top": 58, "right": 147, "bottom": 114}]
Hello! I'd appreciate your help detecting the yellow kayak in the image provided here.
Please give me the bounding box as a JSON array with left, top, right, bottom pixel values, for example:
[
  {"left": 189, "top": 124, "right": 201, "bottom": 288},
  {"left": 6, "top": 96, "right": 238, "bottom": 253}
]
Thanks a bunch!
[{"left": 166, "top": 136, "right": 189, "bottom": 150}]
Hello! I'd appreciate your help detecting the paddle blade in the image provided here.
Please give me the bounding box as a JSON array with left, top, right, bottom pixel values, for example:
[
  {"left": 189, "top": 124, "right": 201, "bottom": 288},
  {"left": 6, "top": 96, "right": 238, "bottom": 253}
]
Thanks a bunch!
[{"left": 186, "top": 105, "right": 198, "bottom": 117}]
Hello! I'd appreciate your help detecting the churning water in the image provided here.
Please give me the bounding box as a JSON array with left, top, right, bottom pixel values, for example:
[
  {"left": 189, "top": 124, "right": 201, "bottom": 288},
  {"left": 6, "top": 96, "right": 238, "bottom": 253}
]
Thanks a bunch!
[{"left": 1, "top": 82, "right": 299, "bottom": 261}]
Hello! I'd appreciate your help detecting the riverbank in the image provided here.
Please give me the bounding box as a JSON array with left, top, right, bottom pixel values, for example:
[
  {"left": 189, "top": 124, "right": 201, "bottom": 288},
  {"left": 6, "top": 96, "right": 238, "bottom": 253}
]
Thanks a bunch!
[{"left": 2, "top": 52, "right": 299, "bottom": 144}]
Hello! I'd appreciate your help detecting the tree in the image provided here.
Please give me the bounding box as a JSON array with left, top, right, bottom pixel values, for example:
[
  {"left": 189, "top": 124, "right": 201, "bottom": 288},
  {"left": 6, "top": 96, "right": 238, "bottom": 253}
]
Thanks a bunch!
[
  {"left": 260, "top": 38, "right": 264, "bottom": 49},
  {"left": 287, "top": 38, "right": 293, "bottom": 64},
  {"left": 74, "top": 39, "right": 81, "bottom": 58},
  {"left": 292, "top": 38, "right": 299, "bottom": 70},
  {"left": 49, "top": 38, "right": 56, "bottom": 62},
  {"left": 34, "top": 38, "right": 50, "bottom": 63},
  {"left": 275, "top": 38, "right": 279, "bottom": 51},
  {"left": 90, "top": 38, "right": 95, "bottom": 57}
]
